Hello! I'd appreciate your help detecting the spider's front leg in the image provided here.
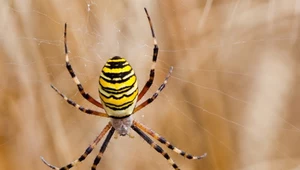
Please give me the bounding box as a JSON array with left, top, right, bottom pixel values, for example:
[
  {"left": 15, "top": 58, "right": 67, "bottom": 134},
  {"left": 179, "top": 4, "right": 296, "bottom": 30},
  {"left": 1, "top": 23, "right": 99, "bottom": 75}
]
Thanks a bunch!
[{"left": 64, "top": 23, "right": 104, "bottom": 108}]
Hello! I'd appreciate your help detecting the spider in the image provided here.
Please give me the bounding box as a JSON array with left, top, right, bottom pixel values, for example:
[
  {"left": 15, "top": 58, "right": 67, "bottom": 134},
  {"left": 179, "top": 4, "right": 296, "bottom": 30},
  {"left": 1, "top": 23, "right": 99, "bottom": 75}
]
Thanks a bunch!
[{"left": 41, "top": 8, "right": 207, "bottom": 170}]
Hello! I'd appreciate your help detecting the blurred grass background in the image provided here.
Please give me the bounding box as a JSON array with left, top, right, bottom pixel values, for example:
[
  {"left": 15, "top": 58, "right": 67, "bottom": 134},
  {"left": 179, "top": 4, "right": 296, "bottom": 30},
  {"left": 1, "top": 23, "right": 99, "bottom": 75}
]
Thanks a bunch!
[{"left": 0, "top": 0, "right": 300, "bottom": 170}]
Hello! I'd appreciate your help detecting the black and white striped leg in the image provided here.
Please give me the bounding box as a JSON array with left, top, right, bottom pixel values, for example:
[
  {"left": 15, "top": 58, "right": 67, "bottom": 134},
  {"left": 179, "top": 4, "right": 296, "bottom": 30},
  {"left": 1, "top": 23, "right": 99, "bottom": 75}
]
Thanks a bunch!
[
  {"left": 51, "top": 84, "right": 108, "bottom": 117},
  {"left": 137, "top": 8, "right": 159, "bottom": 102},
  {"left": 64, "top": 23, "right": 103, "bottom": 108},
  {"left": 133, "top": 121, "right": 207, "bottom": 159},
  {"left": 41, "top": 123, "right": 112, "bottom": 170},
  {"left": 134, "top": 66, "right": 173, "bottom": 113},
  {"left": 131, "top": 124, "right": 180, "bottom": 170},
  {"left": 91, "top": 127, "right": 115, "bottom": 170}
]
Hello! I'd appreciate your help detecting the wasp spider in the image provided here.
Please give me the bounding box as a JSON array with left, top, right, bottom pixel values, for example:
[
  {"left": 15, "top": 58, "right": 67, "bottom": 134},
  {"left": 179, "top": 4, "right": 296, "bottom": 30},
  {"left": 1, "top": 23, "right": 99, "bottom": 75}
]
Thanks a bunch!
[{"left": 41, "top": 8, "right": 207, "bottom": 170}]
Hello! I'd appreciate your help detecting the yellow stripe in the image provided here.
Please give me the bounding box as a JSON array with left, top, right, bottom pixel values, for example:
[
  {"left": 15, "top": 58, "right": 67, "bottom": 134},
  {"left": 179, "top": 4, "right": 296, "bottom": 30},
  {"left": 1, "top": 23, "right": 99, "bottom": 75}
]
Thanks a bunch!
[
  {"left": 102, "top": 65, "right": 132, "bottom": 73},
  {"left": 99, "top": 80, "right": 137, "bottom": 98},
  {"left": 99, "top": 75, "right": 136, "bottom": 90},
  {"left": 106, "top": 101, "right": 133, "bottom": 109},
  {"left": 100, "top": 89, "right": 138, "bottom": 106},
  {"left": 107, "top": 58, "right": 126, "bottom": 62}
]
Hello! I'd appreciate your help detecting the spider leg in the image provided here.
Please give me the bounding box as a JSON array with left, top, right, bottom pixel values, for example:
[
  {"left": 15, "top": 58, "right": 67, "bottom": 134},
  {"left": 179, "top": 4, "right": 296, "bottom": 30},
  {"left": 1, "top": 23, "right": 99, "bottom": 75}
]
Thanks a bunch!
[
  {"left": 91, "top": 127, "right": 115, "bottom": 170},
  {"left": 133, "top": 121, "right": 207, "bottom": 159},
  {"left": 41, "top": 123, "right": 112, "bottom": 170},
  {"left": 137, "top": 8, "right": 159, "bottom": 102},
  {"left": 131, "top": 124, "right": 180, "bottom": 170},
  {"left": 134, "top": 66, "right": 173, "bottom": 113},
  {"left": 51, "top": 84, "right": 108, "bottom": 117},
  {"left": 64, "top": 23, "right": 104, "bottom": 108}
]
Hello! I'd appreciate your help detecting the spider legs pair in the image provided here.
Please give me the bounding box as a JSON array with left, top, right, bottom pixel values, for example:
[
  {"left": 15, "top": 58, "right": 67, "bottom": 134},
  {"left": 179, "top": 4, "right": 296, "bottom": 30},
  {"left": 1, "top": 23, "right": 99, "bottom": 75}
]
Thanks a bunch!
[
  {"left": 56, "top": 7, "right": 163, "bottom": 118},
  {"left": 41, "top": 120, "right": 206, "bottom": 170}
]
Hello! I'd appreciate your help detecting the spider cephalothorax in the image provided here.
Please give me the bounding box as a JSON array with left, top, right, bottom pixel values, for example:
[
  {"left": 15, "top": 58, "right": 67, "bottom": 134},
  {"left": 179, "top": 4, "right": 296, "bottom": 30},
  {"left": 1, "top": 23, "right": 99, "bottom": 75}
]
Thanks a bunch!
[{"left": 110, "top": 116, "right": 133, "bottom": 136}]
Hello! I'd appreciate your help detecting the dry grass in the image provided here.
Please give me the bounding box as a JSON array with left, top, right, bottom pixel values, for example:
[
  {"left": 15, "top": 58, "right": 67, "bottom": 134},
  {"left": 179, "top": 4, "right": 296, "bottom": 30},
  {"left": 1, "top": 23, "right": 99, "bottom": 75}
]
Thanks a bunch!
[{"left": 0, "top": 0, "right": 300, "bottom": 170}]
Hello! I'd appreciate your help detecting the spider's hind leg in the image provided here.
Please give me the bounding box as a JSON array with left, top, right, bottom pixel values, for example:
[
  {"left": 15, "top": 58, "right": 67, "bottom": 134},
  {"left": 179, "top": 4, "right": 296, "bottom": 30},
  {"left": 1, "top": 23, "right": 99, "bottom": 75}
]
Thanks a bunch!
[
  {"left": 133, "top": 120, "right": 207, "bottom": 160},
  {"left": 40, "top": 123, "right": 112, "bottom": 170},
  {"left": 131, "top": 124, "right": 180, "bottom": 170},
  {"left": 91, "top": 128, "right": 115, "bottom": 170}
]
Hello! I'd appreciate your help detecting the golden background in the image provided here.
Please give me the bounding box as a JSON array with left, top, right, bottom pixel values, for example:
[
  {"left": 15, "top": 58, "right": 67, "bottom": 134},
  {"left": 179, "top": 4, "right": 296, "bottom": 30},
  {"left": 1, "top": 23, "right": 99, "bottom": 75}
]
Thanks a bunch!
[{"left": 0, "top": 0, "right": 299, "bottom": 170}]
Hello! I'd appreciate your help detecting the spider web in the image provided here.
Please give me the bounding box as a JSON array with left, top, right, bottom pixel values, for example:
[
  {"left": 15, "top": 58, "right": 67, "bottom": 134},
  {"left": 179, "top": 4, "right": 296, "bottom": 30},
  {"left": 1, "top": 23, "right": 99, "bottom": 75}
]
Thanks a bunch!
[{"left": 1, "top": 0, "right": 300, "bottom": 170}]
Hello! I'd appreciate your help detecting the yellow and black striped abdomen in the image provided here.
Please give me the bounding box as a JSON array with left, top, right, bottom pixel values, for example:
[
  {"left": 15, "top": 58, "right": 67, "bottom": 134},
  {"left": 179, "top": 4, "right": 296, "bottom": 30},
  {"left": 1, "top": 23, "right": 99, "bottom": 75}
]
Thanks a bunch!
[{"left": 99, "top": 56, "right": 138, "bottom": 118}]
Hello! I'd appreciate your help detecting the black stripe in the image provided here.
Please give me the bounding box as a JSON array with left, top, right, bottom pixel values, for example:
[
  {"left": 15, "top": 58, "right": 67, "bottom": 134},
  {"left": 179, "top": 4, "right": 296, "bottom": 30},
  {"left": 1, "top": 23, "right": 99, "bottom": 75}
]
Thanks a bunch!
[
  {"left": 64, "top": 23, "right": 68, "bottom": 54},
  {"left": 147, "top": 98, "right": 154, "bottom": 103},
  {"left": 100, "top": 88, "right": 137, "bottom": 100},
  {"left": 163, "top": 153, "right": 170, "bottom": 160},
  {"left": 66, "top": 62, "right": 75, "bottom": 78},
  {"left": 154, "top": 145, "right": 163, "bottom": 153},
  {"left": 66, "top": 164, "right": 73, "bottom": 169},
  {"left": 67, "top": 99, "right": 76, "bottom": 106},
  {"left": 102, "top": 69, "right": 133, "bottom": 79},
  {"left": 186, "top": 155, "right": 193, "bottom": 159},
  {"left": 105, "top": 102, "right": 134, "bottom": 111},
  {"left": 99, "top": 86, "right": 132, "bottom": 95},
  {"left": 93, "top": 156, "right": 101, "bottom": 166},
  {"left": 105, "top": 99, "right": 133, "bottom": 108},
  {"left": 77, "top": 84, "right": 84, "bottom": 91},
  {"left": 172, "top": 164, "right": 178, "bottom": 169},
  {"left": 111, "top": 56, "right": 122, "bottom": 60},
  {"left": 79, "top": 106, "right": 85, "bottom": 112},
  {"left": 100, "top": 72, "right": 135, "bottom": 84},
  {"left": 153, "top": 45, "right": 158, "bottom": 61},
  {"left": 78, "top": 155, "right": 85, "bottom": 162},
  {"left": 85, "top": 147, "right": 93, "bottom": 155},
  {"left": 99, "top": 81, "right": 133, "bottom": 91},
  {"left": 158, "top": 83, "right": 166, "bottom": 91},
  {"left": 105, "top": 61, "right": 129, "bottom": 69},
  {"left": 109, "top": 114, "right": 131, "bottom": 119},
  {"left": 145, "top": 69, "right": 155, "bottom": 87},
  {"left": 158, "top": 137, "right": 167, "bottom": 144},
  {"left": 99, "top": 78, "right": 137, "bottom": 94},
  {"left": 167, "top": 144, "right": 175, "bottom": 150},
  {"left": 150, "top": 69, "right": 155, "bottom": 77}
]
